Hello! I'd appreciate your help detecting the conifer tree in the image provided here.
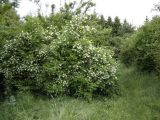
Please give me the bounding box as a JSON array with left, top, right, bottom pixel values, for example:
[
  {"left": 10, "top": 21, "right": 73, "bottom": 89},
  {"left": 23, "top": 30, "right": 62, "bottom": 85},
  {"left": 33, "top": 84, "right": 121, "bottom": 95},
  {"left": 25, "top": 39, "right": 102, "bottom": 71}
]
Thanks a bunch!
[
  {"left": 107, "top": 16, "right": 113, "bottom": 27},
  {"left": 145, "top": 16, "right": 149, "bottom": 23},
  {"left": 98, "top": 15, "right": 107, "bottom": 28},
  {"left": 121, "top": 19, "right": 134, "bottom": 35},
  {"left": 112, "top": 16, "right": 121, "bottom": 36}
]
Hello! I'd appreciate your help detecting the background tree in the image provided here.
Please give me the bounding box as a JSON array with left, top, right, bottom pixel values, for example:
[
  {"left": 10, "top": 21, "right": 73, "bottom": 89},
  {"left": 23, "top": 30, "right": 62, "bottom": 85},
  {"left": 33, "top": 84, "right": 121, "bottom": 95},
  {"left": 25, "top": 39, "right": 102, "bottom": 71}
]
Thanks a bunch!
[
  {"left": 98, "top": 15, "right": 107, "bottom": 28},
  {"left": 145, "top": 16, "right": 149, "bottom": 23},
  {"left": 51, "top": 4, "right": 55, "bottom": 14},
  {"left": 106, "top": 16, "right": 113, "bottom": 27},
  {"left": 121, "top": 19, "right": 135, "bottom": 35},
  {"left": 112, "top": 16, "right": 121, "bottom": 36}
]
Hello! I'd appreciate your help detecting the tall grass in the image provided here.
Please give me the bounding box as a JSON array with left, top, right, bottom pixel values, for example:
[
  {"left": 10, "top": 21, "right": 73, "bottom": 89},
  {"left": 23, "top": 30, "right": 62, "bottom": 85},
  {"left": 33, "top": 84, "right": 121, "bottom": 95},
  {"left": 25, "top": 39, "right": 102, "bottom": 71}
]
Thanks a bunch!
[{"left": 0, "top": 65, "right": 160, "bottom": 120}]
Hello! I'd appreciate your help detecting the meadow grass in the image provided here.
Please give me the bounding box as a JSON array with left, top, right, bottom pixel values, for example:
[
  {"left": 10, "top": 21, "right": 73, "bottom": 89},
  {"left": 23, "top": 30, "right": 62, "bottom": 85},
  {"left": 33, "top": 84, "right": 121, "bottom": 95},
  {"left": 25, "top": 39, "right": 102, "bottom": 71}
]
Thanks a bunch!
[{"left": 0, "top": 66, "right": 160, "bottom": 120}]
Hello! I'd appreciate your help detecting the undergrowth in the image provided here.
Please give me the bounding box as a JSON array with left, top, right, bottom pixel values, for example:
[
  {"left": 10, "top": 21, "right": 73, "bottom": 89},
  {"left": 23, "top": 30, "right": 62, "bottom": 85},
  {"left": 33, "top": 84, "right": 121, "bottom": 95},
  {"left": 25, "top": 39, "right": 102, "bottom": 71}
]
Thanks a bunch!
[{"left": 0, "top": 65, "right": 160, "bottom": 120}]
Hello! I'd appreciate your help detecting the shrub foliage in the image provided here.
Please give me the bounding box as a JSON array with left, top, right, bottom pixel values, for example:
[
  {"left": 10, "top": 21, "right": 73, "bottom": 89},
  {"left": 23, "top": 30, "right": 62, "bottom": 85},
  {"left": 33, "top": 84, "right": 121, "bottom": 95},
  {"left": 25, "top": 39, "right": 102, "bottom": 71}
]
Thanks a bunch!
[
  {"left": 121, "top": 16, "right": 160, "bottom": 73},
  {"left": 0, "top": 16, "right": 118, "bottom": 99}
]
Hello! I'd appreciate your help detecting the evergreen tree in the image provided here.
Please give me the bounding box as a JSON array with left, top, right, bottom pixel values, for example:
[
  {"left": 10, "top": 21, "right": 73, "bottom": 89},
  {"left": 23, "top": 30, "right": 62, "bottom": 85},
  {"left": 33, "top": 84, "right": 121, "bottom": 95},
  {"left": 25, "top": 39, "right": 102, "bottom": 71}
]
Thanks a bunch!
[
  {"left": 121, "top": 19, "right": 134, "bottom": 35},
  {"left": 145, "top": 16, "right": 149, "bottom": 23},
  {"left": 112, "top": 16, "right": 121, "bottom": 36},
  {"left": 51, "top": 4, "right": 55, "bottom": 14},
  {"left": 98, "top": 15, "right": 107, "bottom": 28},
  {"left": 107, "top": 16, "right": 113, "bottom": 27}
]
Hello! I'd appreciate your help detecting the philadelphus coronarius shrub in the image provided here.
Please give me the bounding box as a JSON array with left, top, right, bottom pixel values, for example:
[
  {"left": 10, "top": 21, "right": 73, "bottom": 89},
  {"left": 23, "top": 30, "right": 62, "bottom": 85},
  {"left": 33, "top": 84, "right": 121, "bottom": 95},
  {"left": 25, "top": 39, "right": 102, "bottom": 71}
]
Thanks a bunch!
[
  {"left": 0, "top": 21, "right": 58, "bottom": 92},
  {"left": 0, "top": 16, "right": 118, "bottom": 99}
]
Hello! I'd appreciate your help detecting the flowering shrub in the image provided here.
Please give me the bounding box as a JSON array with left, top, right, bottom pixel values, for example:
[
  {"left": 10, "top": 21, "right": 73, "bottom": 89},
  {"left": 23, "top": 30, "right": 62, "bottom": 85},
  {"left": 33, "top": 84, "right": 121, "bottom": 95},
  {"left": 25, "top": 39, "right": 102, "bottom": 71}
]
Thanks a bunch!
[
  {"left": 0, "top": 16, "right": 118, "bottom": 99},
  {"left": 40, "top": 17, "right": 118, "bottom": 98},
  {"left": 0, "top": 19, "right": 58, "bottom": 92}
]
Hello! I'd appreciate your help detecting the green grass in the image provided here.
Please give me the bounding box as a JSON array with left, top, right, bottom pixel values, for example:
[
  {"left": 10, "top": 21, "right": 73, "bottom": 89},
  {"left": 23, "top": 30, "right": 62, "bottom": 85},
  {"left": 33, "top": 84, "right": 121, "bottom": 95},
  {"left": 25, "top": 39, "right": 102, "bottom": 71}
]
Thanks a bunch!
[{"left": 0, "top": 66, "right": 160, "bottom": 120}]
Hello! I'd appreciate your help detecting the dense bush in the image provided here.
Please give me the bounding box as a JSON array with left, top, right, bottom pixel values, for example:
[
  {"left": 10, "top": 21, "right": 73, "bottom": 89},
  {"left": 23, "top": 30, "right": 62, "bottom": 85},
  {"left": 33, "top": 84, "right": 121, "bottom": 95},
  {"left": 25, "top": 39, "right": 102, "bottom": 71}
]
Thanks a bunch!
[
  {"left": 135, "top": 17, "right": 160, "bottom": 72},
  {"left": 121, "top": 16, "right": 160, "bottom": 73},
  {"left": 0, "top": 16, "right": 118, "bottom": 99},
  {"left": 0, "top": 1, "right": 21, "bottom": 97},
  {"left": 120, "top": 34, "right": 137, "bottom": 65}
]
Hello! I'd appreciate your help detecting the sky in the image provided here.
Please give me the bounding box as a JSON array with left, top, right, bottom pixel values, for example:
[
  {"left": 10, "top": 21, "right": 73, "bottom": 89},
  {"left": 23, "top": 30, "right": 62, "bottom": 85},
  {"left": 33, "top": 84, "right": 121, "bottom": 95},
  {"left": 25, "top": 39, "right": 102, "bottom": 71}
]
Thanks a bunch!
[{"left": 17, "top": 0, "right": 160, "bottom": 26}]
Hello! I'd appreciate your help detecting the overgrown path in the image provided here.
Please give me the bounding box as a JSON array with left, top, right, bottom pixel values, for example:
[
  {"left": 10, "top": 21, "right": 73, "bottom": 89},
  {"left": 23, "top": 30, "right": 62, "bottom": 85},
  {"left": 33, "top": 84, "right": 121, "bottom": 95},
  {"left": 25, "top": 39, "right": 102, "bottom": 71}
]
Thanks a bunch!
[
  {"left": 111, "top": 66, "right": 160, "bottom": 120},
  {"left": 0, "top": 66, "right": 160, "bottom": 120}
]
